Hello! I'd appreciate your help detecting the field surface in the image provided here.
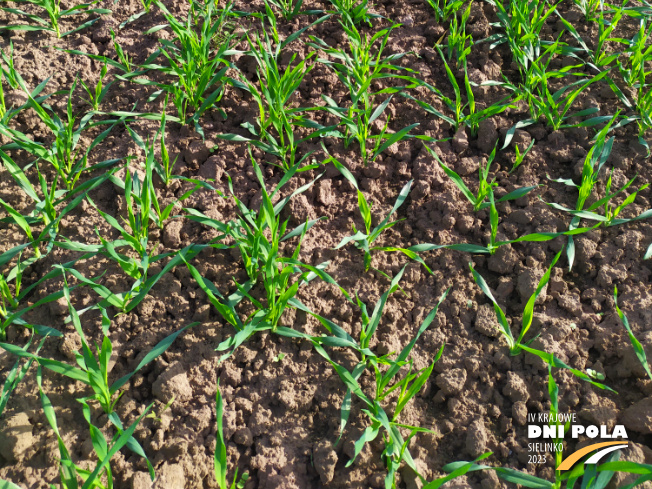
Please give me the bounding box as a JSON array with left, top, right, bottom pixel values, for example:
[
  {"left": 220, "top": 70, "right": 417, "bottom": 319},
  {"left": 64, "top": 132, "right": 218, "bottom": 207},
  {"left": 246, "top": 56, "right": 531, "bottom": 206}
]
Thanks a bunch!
[{"left": 0, "top": 0, "right": 651, "bottom": 488}]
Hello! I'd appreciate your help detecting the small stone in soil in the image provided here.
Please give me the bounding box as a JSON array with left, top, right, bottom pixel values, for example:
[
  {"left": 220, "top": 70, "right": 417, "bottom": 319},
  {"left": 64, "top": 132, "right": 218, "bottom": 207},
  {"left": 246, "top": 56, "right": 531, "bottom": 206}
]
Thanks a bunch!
[
  {"left": 517, "top": 268, "right": 547, "bottom": 304},
  {"left": 313, "top": 439, "right": 338, "bottom": 484},
  {"left": 512, "top": 401, "right": 528, "bottom": 426},
  {"left": 152, "top": 463, "right": 185, "bottom": 488},
  {"left": 452, "top": 127, "right": 469, "bottom": 153},
  {"left": 152, "top": 362, "right": 193, "bottom": 403},
  {"left": 435, "top": 368, "right": 467, "bottom": 396},
  {"left": 466, "top": 418, "right": 488, "bottom": 457},
  {"left": 0, "top": 412, "right": 33, "bottom": 462},
  {"left": 475, "top": 304, "right": 501, "bottom": 338},
  {"left": 233, "top": 427, "right": 254, "bottom": 447},
  {"left": 502, "top": 372, "right": 530, "bottom": 402},
  {"left": 622, "top": 396, "right": 652, "bottom": 434}
]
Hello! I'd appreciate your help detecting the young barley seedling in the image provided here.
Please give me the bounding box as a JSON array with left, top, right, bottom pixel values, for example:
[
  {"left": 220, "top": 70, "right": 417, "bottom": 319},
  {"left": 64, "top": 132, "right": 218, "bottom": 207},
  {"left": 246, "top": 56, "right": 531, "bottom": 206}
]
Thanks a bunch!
[
  {"left": 79, "top": 62, "right": 112, "bottom": 111},
  {"left": 309, "top": 20, "right": 419, "bottom": 163},
  {"left": 181, "top": 237, "right": 341, "bottom": 361},
  {"left": 328, "top": 0, "right": 378, "bottom": 25},
  {"left": 0, "top": 251, "right": 29, "bottom": 327},
  {"left": 508, "top": 39, "right": 609, "bottom": 130},
  {"left": 426, "top": 0, "right": 465, "bottom": 23},
  {"left": 80, "top": 134, "right": 200, "bottom": 313},
  {"left": 573, "top": 0, "right": 602, "bottom": 22},
  {"left": 127, "top": 114, "right": 174, "bottom": 190},
  {"left": 613, "top": 19, "right": 652, "bottom": 148},
  {"left": 327, "top": 151, "right": 417, "bottom": 271},
  {"left": 0, "top": 74, "right": 121, "bottom": 191},
  {"left": 55, "top": 243, "right": 207, "bottom": 315},
  {"left": 0, "top": 72, "right": 6, "bottom": 121},
  {"left": 0, "top": 117, "right": 117, "bottom": 254},
  {"left": 265, "top": 0, "right": 306, "bottom": 20},
  {"left": 617, "top": 19, "right": 652, "bottom": 90},
  {"left": 445, "top": 1, "right": 473, "bottom": 67},
  {"left": 510, "top": 137, "right": 534, "bottom": 173},
  {"left": 424, "top": 143, "right": 538, "bottom": 211},
  {"left": 86, "top": 158, "right": 162, "bottom": 308},
  {"left": 0, "top": 193, "right": 43, "bottom": 261},
  {"left": 546, "top": 115, "right": 652, "bottom": 269},
  {"left": 300, "top": 275, "right": 450, "bottom": 488},
  {"left": 470, "top": 250, "right": 613, "bottom": 391},
  {"left": 215, "top": 381, "right": 249, "bottom": 489},
  {"left": 0, "top": 0, "right": 111, "bottom": 38},
  {"left": 0, "top": 42, "right": 44, "bottom": 123},
  {"left": 572, "top": 6, "right": 625, "bottom": 72},
  {"left": 239, "top": 29, "right": 318, "bottom": 169},
  {"left": 62, "top": 31, "right": 161, "bottom": 82},
  {"left": 1, "top": 281, "right": 197, "bottom": 482},
  {"left": 332, "top": 143, "right": 583, "bottom": 260},
  {"left": 217, "top": 11, "right": 332, "bottom": 169},
  {"left": 185, "top": 155, "right": 330, "bottom": 333},
  {"left": 405, "top": 149, "right": 597, "bottom": 255},
  {"left": 153, "top": 110, "right": 180, "bottom": 186},
  {"left": 0, "top": 248, "right": 95, "bottom": 340},
  {"left": 217, "top": 7, "right": 332, "bottom": 160},
  {"left": 118, "top": 0, "right": 158, "bottom": 28},
  {"left": 0, "top": 335, "right": 46, "bottom": 417},
  {"left": 110, "top": 29, "right": 135, "bottom": 72},
  {"left": 35, "top": 362, "right": 155, "bottom": 489},
  {"left": 483, "top": 0, "right": 559, "bottom": 73},
  {"left": 136, "top": 0, "right": 242, "bottom": 136},
  {"left": 405, "top": 51, "right": 515, "bottom": 136},
  {"left": 180, "top": 155, "right": 350, "bottom": 362}
]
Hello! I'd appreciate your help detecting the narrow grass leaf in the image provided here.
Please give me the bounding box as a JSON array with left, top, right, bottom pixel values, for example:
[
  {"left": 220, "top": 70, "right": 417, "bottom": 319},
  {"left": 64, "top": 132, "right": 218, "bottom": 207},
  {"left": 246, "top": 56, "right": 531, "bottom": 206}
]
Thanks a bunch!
[
  {"left": 282, "top": 217, "right": 326, "bottom": 242},
  {"left": 469, "top": 263, "right": 514, "bottom": 349},
  {"left": 517, "top": 250, "right": 562, "bottom": 345},
  {"left": 312, "top": 344, "right": 371, "bottom": 407},
  {"left": 380, "top": 290, "right": 449, "bottom": 391},
  {"left": 615, "top": 287, "right": 652, "bottom": 381},
  {"left": 110, "top": 323, "right": 198, "bottom": 393},
  {"left": 215, "top": 381, "right": 227, "bottom": 488},
  {"left": 81, "top": 403, "right": 154, "bottom": 489},
  {"left": 0, "top": 480, "right": 23, "bottom": 489},
  {"left": 0, "top": 342, "right": 88, "bottom": 383},
  {"left": 598, "top": 461, "right": 652, "bottom": 475}
]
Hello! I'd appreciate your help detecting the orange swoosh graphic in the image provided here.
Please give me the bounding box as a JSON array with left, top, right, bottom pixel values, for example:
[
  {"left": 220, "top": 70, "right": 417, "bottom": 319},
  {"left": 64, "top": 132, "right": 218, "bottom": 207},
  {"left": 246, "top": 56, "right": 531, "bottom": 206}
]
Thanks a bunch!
[{"left": 558, "top": 441, "right": 629, "bottom": 471}]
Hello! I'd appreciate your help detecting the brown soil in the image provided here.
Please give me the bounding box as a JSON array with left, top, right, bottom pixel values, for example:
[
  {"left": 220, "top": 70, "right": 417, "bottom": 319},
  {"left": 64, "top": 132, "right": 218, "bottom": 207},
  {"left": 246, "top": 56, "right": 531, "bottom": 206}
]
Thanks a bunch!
[{"left": 0, "top": 0, "right": 651, "bottom": 488}]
